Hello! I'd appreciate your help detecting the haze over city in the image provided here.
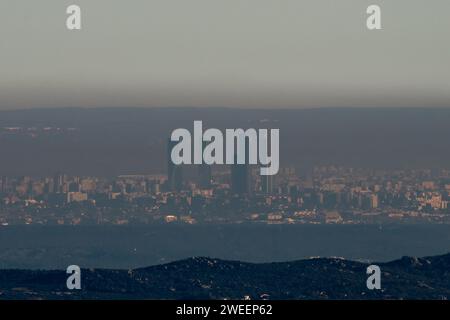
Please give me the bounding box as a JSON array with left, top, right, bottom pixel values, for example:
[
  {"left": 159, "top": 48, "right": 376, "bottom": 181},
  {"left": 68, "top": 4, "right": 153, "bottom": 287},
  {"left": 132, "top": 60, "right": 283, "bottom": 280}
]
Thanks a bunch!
[{"left": 1, "top": 0, "right": 450, "bottom": 109}]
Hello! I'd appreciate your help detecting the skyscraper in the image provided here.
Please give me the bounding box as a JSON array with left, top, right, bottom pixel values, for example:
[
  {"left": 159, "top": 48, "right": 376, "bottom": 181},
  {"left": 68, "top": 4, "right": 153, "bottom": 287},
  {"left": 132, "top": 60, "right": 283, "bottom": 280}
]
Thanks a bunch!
[
  {"left": 198, "top": 140, "right": 212, "bottom": 189},
  {"left": 53, "top": 173, "right": 67, "bottom": 193},
  {"left": 231, "top": 162, "right": 249, "bottom": 195},
  {"left": 262, "top": 174, "right": 274, "bottom": 195},
  {"left": 231, "top": 141, "right": 252, "bottom": 196},
  {"left": 0, "top": 176, "right": 8, "bottom": 193},
  {"left": 167, "top": 138, "right": 183, "bottom": 191},
  {"left": 198, "top": 165, "right": 212, "bottom": 189}
]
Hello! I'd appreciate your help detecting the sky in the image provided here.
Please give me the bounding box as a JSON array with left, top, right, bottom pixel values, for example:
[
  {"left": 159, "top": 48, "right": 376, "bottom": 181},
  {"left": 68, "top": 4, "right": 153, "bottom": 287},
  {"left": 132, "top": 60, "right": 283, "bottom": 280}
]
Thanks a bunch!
[{"left": 0, "top": 0, "right": 449, "bottom": 109}]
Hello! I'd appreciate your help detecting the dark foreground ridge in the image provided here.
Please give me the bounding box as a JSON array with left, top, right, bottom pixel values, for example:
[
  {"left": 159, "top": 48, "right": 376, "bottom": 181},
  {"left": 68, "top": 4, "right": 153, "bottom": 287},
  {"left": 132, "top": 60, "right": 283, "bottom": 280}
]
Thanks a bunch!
[{"left": 1, "top": 253, "right": 450, "bottom": 300}]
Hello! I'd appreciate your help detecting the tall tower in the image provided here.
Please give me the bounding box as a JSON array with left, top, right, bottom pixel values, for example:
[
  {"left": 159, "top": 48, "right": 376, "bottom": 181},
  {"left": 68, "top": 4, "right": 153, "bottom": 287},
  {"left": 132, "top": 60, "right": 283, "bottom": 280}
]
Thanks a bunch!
[
  {"left": 167, "top": 138, "right": 183, "bottom": 191},
  {"left": 53, "top": 173, "right": 67, "bottom": 193},
  {"left": 261, "top": 174, "right": 274, "bottom": 195},
  {"left": 0, "top": 176, "right": 8, "bottom": 193},
  {"left": 198, "top": 165, "right": 212, "bottom": 189},
  {"left": 231, "top": 142, "right": 252, "bottom": 196},
  {"left": 198, "top": 140, "right": 212, "bottom": 189}
]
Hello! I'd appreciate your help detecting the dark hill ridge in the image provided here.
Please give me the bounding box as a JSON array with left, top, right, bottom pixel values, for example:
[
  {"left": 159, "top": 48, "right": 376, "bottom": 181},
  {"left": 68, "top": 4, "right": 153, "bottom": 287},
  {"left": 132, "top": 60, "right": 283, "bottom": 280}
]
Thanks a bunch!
[{"left": 0, "top": 253, "right": 450, "bottom": 300}]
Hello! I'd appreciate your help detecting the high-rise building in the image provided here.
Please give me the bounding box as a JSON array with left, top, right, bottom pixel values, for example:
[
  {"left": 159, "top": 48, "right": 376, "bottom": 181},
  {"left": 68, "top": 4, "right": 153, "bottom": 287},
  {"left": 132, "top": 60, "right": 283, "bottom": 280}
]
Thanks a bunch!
[
  {"left": 53, "top": 173, "right": 67, "bottom": 193},
  {"left": 198, "top": 165, "right": 212, "bottom": 189},
  {"left": 167, "top": 138, "right": 183, "bottom": 191},
  {"left": 370, "top": 193, "right": 379, "bottom": 209},
  {"left": 261, "top": 174, "right": 274, "bottom": 195},
  {"left": 198, "top": 141, "right": 212, "bottom": 189},
  {"left": 0, "top": 176, "right": 8, "bottom": 193},
  {"left": 231, "top": 162, "right": 249, "bottom": 195},
  {"left": 231, "top": 143, "right": 252, "bottom": 196}
]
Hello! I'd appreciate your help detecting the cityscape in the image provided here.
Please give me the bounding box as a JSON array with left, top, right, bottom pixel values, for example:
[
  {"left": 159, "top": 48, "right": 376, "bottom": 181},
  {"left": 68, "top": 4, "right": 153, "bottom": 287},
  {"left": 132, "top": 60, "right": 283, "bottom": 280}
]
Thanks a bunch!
[
  {"left": 1, "top": 146, "right": 450, "bottom": 226},
  {"left": 1, "top": 0, "right": 450, "bottom": 305}
]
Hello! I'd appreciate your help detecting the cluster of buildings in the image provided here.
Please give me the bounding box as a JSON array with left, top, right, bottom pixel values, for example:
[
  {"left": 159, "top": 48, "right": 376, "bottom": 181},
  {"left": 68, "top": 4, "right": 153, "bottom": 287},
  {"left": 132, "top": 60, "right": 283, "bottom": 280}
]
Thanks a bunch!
[{"left": 1, "top": 149, "right": 450, "bottom": 225}]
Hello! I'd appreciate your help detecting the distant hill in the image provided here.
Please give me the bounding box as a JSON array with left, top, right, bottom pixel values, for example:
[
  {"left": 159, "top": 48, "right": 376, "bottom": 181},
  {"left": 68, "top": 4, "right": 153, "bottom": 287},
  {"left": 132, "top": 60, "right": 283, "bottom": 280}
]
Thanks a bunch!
[
  {"left": 1, "top": 107, "right": 450, "bottom": 176},
  {"left": 1, "top": 253, "right": 449, "bottom": 300}
]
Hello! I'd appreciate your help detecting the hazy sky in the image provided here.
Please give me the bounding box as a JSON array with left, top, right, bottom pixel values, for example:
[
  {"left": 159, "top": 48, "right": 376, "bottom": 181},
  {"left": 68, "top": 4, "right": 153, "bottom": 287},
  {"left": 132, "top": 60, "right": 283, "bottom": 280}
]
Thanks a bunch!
[{"left": 0, "top": 0, "right": 449, "bottom": 109}]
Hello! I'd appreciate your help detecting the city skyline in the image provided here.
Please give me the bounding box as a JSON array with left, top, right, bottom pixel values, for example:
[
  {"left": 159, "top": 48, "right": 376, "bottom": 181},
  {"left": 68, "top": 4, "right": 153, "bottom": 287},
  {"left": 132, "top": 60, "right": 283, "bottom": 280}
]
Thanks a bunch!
[{"left": 1, "top": 164, "right": 450, "bottom": 226}]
